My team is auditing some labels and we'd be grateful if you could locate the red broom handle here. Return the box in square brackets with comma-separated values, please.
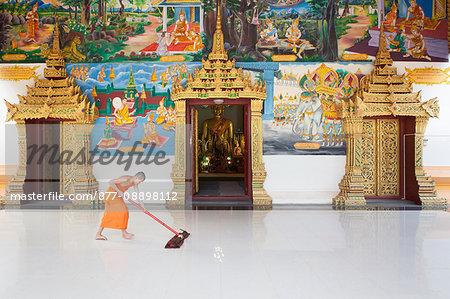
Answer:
[128, 199, 179, 236]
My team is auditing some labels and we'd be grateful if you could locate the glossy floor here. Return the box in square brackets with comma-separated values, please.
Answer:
[1, 208, 449, 299]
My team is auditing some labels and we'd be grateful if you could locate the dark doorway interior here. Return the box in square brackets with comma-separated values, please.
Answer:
[23, 120, 60, 199]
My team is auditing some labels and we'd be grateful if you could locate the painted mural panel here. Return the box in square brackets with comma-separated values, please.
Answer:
[67, 62, 201, 156]
[0, 0, 446, 63]
[263, 62, 373, 155]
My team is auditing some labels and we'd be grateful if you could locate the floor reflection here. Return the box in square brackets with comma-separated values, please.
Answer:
[0, 209, 448, 298]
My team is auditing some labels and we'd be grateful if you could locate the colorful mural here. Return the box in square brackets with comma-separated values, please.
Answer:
[0, 1, 446, 63]
[263, 62, 372, 155]
[67, 62, 201, 155]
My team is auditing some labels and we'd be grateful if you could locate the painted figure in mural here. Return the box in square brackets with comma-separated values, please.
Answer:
[155, 99, 167, 124]
[405, 0, 425, 27]
[285, 18, 306, 59]
[384, 2, 398, 31]
[404, 23, 431, 60]
[185, 29, 204, 52]
[338, 76, 357, 100]
[112, 97, 135, 126]
[61, 36, 86, 62]
[26, 2, 39, 42]
[141, 118, 161, 146]
[156, 32, 174, 56]
[95, 173, 145, 240]
[402, 0, 439, 30]
[81, 65, 90, 81]
[173, 9, 189, 45]
[389, 25, 407, 53]
[201, 106, 233, 157]
[97, 66, 107, 82]
[180, 63, 188, 79]
[324, 73, 337, 88]
[260, 18, 279, 45]
[292, 94, 323, 141]
[163, 107, 176, 131]
[98, 118, 118, 148]
[161, 66, 171, 88]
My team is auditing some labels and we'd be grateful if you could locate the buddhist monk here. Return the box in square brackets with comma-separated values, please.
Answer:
[95, 172, 146, 240]
[113, 97, 135, 126]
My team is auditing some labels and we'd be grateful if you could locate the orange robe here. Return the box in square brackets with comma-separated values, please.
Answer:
[100, 183, 134, 230]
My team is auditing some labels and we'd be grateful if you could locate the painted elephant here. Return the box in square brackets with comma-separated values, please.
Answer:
[292, 94, 323, 141]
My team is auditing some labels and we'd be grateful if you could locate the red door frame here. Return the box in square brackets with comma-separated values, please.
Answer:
[185, 99, 252, 203]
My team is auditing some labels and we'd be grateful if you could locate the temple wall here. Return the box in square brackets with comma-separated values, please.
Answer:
[1, 59, 449, 204]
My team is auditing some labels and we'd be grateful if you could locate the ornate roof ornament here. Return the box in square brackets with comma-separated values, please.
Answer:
[171, 2, 267, 102]
[338, 11, 439, 119]
[4, 20, 98, 124]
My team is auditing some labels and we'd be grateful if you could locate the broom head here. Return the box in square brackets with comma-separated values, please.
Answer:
[165, 230, 190, 248]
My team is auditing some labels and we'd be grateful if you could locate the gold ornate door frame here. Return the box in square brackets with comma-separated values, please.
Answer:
[168, 98, 271, 208]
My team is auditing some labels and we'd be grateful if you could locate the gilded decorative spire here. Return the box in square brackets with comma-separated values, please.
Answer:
[52, 19, 60, 54]
[209, 0, 227, 60]
[44, 18, 67, 80]
[374, 11, 393, 67]
[216, 0, 222, 32]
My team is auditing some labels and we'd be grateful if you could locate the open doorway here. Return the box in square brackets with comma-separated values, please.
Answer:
[187, 100, 252, 205]
[23, 120, 60, 200]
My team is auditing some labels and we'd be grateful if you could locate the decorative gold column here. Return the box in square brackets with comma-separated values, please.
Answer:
[167, 100, 187, 208]
[5, 122, 27, 205]
[333, 116, 366, 206]
[251, 99, 272, 207]
[60, 123, 98, 206]
[414, 117, 446, 206]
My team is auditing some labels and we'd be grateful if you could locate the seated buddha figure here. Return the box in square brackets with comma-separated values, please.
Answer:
[112, 97, 135, 126]
[172, 9, 189, 45]
[141, 118, 161, 146]
[201, 106, 233, 158]
[405, 0, 425, 27]
[260, 18, 278, 45]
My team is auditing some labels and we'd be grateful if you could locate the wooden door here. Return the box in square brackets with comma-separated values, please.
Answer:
[361, 118, 401, 197]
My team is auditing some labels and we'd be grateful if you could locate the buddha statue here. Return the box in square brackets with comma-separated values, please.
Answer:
[201, 106, 233, 157]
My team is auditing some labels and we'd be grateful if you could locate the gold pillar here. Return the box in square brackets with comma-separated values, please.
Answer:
[61, 123, 98, 206]
[167, 100, 186, 208]
[414, 117, 446, 206]
[250, 99, 272, 208]
[333, 116, 366, 206]
[5, 122, 27, 205]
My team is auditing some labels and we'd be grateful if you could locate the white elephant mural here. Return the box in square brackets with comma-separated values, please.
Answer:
[292, 94, 323, 141]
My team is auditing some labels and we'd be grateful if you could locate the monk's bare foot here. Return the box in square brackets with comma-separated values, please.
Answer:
[95, 234, 108, 240]
[122, 231, 135, 239]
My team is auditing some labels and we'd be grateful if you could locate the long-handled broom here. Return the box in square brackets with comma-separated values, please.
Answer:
[128, 199, 190, 248]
